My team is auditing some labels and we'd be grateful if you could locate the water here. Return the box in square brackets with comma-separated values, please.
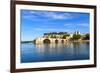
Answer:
[21, 42, 90, 63]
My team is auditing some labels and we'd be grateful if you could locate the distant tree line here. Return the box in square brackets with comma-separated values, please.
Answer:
[44, 32, 70, 39]
[72, 33, 90, 40]
[44, 32, 90, 40]
[44, 32, 69, 35]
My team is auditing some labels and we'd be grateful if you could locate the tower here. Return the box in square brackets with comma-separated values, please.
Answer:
[75, 30, 80, 34]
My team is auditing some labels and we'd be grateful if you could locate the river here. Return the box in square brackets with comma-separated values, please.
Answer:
[21, 41, 89, 63]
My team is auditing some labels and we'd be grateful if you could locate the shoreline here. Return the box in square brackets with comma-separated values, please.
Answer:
[21, 40, 89, 44]
[69, 40, 89, 42]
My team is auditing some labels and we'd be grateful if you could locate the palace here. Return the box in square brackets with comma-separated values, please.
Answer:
[33, 31, 87, 44]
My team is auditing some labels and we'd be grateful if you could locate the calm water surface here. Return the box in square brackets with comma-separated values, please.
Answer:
[21, 42, 90, 63]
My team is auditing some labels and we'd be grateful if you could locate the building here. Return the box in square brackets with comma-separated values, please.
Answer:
[33, 31, 88, 44]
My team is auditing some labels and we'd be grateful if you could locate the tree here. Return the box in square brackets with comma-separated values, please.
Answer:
[50, 35, 56, 38]
[53, 35, 57, 38]
[50, 35, 54, 38]
[62, 34, 70, 39]
[83, 34, 90, 40]
[72, 34, 81, 40]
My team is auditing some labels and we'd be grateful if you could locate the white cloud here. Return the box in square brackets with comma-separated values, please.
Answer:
[34, 28, 57, 31]
[23, 15, 36, 19]
[34, 28, 70, 32]
[29, 11, 37, 14]
[64, 23, 73, 26]
[42, 12, 71, 19]
[64, 23, 89, 27]
[78, 23, 89, 27]
[23, 10, 72, 20]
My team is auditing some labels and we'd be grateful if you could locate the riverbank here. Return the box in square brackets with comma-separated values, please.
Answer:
[21, 40, 89, 44]
[69, 40, 89, 43]
[21, 41, 33, 43]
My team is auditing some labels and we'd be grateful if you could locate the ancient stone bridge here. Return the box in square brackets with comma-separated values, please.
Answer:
[34, 37, 69, 44]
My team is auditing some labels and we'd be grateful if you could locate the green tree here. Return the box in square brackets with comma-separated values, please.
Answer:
[72, 34, 81, 40]
[50, 35, 54, 38]
[62, 34, 70, 39]
[83, 34, 90, 40]
[53, 35, 56, 38]
[50, 35, 57, 38]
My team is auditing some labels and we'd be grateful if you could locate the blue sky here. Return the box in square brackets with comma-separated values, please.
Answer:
[21, 9, 90, 41]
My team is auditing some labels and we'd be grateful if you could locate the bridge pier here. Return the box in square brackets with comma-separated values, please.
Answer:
[34, 38, 68, 44]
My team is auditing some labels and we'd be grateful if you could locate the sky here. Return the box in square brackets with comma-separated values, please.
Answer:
[21, 9, 90, 41]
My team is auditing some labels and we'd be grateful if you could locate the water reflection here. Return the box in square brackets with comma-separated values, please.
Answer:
[21, 42, 89, 63]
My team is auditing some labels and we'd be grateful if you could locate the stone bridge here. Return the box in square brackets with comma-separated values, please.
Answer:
[34, 37, 69, 44]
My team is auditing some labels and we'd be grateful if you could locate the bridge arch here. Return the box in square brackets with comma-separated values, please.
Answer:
[43, 39, 51, 44]
[55, 39, 58, 44]
[61, 40, 64, 43]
